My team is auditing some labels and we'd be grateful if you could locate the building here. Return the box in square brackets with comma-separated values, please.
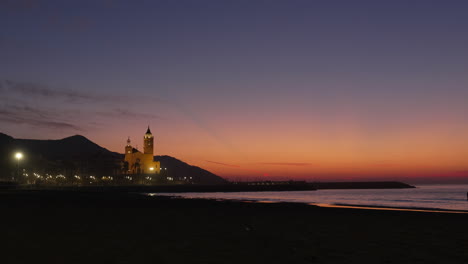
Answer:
[123, 127, 161, 174]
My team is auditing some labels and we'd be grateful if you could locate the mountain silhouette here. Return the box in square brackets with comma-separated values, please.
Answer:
[0, 133, 226, 184]
[156, 155, 226, 184]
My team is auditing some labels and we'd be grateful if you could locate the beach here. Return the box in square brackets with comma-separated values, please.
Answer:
[1, 191, 467, 264]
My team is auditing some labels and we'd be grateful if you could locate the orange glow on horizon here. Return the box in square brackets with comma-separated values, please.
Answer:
[86, 117, 468, 183]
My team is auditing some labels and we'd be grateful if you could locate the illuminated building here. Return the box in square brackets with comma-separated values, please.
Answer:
[123, 127, 161, 174]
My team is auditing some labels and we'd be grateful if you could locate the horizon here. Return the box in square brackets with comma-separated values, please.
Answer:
[2, 131, 467, 185]
[1, 1, 468, 183]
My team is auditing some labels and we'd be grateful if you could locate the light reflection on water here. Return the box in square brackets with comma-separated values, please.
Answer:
[151, 184, 468, 211]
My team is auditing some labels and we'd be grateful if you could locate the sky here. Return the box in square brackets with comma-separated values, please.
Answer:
[1, 0, 468, 183]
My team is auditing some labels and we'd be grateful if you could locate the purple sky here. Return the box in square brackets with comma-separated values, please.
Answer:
[1, 0, 468, 182]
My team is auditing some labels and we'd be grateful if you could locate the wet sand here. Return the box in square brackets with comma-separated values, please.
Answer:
[1, 190, 467, 264]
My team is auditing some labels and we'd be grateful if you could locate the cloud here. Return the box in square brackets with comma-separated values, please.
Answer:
[96, 108, 163, 120]
[205, 160, 271, 177]
[0, 105, 47, 119]
[205, 160, 241, 168]
[0, 112, 82, 131]
[0, 104, 84, 131]
[0, 116, 81, 131]
[258, 162, 313, 167]
[0, 80, 167, 105]
[0, 79, 166, 134]
[0, 80, 104, 102]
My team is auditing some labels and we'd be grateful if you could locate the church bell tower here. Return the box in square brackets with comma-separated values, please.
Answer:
[125, 137, 132, 154]
[143, 126, 154, 155]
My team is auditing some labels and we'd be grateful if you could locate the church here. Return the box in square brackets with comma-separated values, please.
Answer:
[123, 127, 161, 174]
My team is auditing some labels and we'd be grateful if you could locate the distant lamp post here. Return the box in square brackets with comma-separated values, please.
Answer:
[14, 152, 23, 182]
[15, 152, 23, 160]
[149, 167, 154, 171]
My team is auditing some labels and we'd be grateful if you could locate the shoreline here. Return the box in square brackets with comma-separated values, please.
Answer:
[2, 186, 465, 213]
[315, 203, 468, 214]
[1, 190, 468, 263]
[150, 193, 468, 214]
[0, 181, 415, 192]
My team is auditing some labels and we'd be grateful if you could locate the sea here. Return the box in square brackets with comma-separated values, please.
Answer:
[153, 184, 468, 212]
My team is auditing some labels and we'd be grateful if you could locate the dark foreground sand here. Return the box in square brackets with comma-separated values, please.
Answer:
[0, 190, 467, 264]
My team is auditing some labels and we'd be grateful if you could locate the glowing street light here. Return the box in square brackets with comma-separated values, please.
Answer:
[15, 152, 23, 160]
[14, 152, 23, 182]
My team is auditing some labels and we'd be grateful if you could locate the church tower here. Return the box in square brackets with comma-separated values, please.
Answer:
[125, 137, 132, 154]
[122, 126, 160, 175]
[143, 126, 154, 155]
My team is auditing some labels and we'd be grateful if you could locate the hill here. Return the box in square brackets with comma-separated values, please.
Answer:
[156, 155, 226, 184]
[0, 133, 226, 185]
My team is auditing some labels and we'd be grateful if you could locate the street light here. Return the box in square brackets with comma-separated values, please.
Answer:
[14, 152, 23, 182]
[15, 152, 23, 160]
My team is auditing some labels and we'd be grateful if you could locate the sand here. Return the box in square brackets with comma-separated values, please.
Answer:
[0, 190, 467, 264]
